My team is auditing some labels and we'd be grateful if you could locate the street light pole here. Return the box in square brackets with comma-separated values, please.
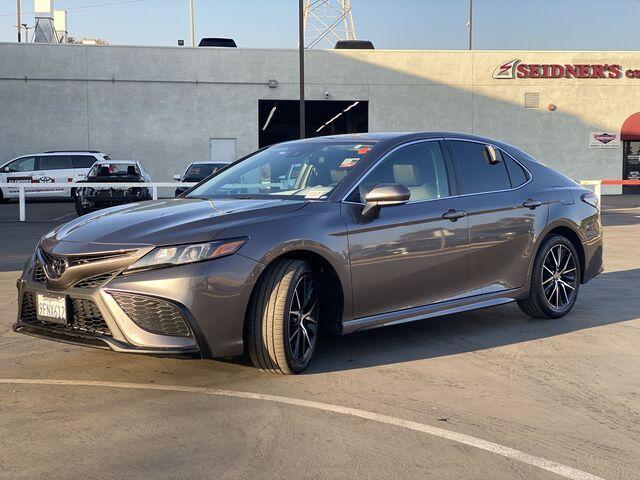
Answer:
[16, 0, 21, 43]
[468, 0, 473, 50]
[189, 0, 195, 47]
[299, 0, 306, 139]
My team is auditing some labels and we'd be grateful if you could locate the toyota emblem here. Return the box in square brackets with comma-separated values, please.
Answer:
[50, 256, 69, 278]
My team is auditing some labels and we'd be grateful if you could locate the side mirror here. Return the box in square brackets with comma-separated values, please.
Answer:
[172, 174, 182, 181]
[484, 145, 500, 165]
[362, 183, 411, 217]
[2, 166, 10, 173]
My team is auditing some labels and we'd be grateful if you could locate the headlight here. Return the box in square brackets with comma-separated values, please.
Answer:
[125, 238, 247, 273]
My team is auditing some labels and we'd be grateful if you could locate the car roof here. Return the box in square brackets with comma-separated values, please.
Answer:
[94, 160, 138, 164]
[188, 161, 229, 165]
[275, 131, 513, 145]
[274, 132, 525, 158]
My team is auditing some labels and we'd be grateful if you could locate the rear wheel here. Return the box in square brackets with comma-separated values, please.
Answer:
[247, 259, 320, 374]
[518, 235, 580, 319]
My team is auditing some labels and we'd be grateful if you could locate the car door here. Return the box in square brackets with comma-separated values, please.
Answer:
[447, 139, 548, 295]
[342, 140, 469, 320]
[2, 156, 37, 198]
[35, 155, 74, 197]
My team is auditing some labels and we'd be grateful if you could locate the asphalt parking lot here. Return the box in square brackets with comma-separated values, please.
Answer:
[0, 198, 638, 479]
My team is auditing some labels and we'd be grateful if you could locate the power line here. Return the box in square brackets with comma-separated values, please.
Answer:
[0, 0, 144, 18]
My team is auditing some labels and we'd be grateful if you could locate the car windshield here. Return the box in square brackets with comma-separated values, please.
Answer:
[89, 163, 139, 177]
[187, 141, 375, 199]
[184, 163, 225, 181]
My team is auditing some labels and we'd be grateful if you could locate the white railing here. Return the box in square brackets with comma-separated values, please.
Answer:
[0, 182, 197, 222]
[579, 180, 602, 203]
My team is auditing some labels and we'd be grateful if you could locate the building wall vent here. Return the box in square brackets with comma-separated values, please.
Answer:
[524, 92, 541, 109]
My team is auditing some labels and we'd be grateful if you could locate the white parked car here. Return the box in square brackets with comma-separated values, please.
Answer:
[0, 151, 109, 202]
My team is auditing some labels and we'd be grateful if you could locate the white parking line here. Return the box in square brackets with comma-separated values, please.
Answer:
[0, 378, 605, 480]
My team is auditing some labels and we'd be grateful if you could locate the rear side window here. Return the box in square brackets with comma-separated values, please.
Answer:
[72, 155, 97, 169]
[449, 140, 511, 194]
[504, 154, 529, 187]
[38, 155, 72, 171]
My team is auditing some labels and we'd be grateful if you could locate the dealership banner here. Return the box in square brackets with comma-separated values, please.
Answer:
[589, 132, 620, 149]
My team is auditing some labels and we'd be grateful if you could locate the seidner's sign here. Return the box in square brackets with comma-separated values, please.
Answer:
[493, 58, 640, 79]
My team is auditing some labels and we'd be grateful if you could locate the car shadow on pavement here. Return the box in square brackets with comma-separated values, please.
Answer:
[304, 267, 640, 374]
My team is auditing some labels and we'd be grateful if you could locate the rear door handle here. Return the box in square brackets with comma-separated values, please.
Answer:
[523, 199, 542, 209]
[442, 209, 467, 221]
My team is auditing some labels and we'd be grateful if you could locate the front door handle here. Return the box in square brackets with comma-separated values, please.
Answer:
[523, 199, 542, 209]
[442, 209, 467, 221]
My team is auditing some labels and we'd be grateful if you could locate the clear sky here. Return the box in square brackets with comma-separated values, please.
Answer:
[1, 0, 640, 50]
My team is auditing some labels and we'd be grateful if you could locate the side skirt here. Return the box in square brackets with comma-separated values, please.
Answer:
[342, 290, 524, 334]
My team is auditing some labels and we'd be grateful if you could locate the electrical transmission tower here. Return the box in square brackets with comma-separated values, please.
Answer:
[303, 0, 356, 49]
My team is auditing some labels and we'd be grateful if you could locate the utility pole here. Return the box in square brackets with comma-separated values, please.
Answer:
[299, 0, 306, 139]
[16, 0, 21, 42]
[189, 0, 195, 47]
[468, 0, 473, 50]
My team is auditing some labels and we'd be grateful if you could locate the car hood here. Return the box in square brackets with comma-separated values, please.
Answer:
[49, 198, 307, 246]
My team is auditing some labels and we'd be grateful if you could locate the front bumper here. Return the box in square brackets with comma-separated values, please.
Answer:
[13, 252, 262, 358]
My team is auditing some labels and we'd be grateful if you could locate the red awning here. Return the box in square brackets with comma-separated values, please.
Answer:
[621, 112, 640, 141]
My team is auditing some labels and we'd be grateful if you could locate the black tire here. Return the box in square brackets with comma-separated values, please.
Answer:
[246, 259, 320, 374]
[518, 235, 581, 319]
[0, 190, 8, 204]
[74, 198, 87, 216]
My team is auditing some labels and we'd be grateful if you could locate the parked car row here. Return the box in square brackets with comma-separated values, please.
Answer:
[1, 151, 230, 215]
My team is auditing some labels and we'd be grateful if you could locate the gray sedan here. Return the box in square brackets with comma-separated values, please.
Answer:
[14, 132, 603, 374]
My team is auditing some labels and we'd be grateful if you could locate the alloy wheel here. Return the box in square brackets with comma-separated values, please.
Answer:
[541, 244, 577, 310]
[288, 274, 319, 363]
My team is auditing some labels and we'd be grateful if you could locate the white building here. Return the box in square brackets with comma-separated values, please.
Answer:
[2, 42, 640, 193]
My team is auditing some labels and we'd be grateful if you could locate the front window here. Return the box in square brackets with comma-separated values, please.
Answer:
[188, 141, 375, 199]
[346, 141, 450, 203]
[89, 163, 139, 177]
[4, 156, 36, 172]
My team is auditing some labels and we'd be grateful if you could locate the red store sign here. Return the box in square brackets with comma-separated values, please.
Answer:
[493, 58, 640, 79]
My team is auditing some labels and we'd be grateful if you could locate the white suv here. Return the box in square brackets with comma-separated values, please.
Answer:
[0, 151, 109, 201]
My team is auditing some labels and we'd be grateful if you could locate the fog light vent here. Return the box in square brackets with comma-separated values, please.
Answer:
[110, 292, 191, 338]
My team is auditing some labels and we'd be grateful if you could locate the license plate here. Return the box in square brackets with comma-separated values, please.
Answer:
[36, 293, 67, 325]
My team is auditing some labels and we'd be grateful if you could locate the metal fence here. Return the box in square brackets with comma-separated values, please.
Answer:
[0, 182, 197, 221]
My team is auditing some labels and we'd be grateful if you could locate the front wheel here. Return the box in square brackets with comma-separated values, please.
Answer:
[74, 198, 88, 216]
[247, 259, 320, 374]
[518, 235, 580, 319]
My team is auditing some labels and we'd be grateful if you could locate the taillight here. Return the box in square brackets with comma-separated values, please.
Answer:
[581, 191, 599, 209]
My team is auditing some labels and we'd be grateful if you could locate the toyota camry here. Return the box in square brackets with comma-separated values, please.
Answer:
[14, 133, 603, 374]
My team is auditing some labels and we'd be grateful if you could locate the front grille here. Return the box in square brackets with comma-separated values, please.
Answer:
[39, 247, 134, 267]
[72, 271, 119, 289]
[110, 292, 191, 338]
[20, 291, 111, 337]
[32, 264, 46, 284]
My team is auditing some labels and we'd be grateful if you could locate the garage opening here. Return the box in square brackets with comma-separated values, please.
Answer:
[259, 100, 368, 148]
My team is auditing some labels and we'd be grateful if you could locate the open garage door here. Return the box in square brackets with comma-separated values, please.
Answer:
[259, 100, 368, 148]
